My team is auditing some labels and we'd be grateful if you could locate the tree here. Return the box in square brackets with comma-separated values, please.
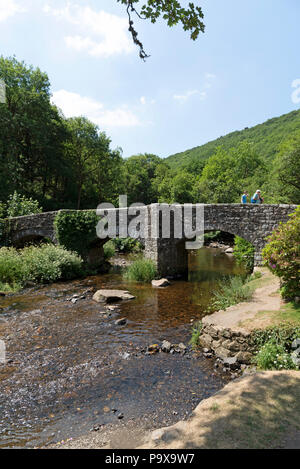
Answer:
[124, 153, 164, 204]
[117, 0, 205, 59]
[64, 117, 123, 209]
[198, 142, 266, 203]
[268, 132, 300, 204]
[262, 207, 300, 300]
[0, 56, 67, 205]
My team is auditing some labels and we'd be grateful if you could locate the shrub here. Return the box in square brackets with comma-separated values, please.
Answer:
[54, 210, 99, 258]
[103, 241, 116, 260]
[254, 341, 297, 370]
[233, 236, 255, 272]
[211, 275, 253, 311]
[111, 237, 143, 253]
[0, 247, 24, 285]
[0, 245, 83, 289]
[189, 321, 203, 349]
[262, 206, 300, 300]
[250, 323, 300, 352]
[6, 192, 42, 217]
[124, 258, 157, 283]
[21, 245, 83, 283]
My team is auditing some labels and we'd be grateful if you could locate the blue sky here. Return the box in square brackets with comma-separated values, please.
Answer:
[1, 0, 300, 158]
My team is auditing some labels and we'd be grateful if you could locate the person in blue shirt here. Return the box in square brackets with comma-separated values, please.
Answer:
[251, 190, 264, 204]
[241, 191, 248, 204]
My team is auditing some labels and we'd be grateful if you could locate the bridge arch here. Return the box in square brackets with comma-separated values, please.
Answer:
[11, 229, 56, 248]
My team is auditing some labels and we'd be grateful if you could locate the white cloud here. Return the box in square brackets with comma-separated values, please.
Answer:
[205, 73, 216, 80]
[140, 96, 155, 105]
[173, 89, 205, 103]
[52, 89, 141, 128]
[173, 74, 216, 103]
[0, 0, 25, 22]
[43, 2, 134, 58]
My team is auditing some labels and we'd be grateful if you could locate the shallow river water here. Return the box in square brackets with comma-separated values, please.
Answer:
[0, 247, 246, 448]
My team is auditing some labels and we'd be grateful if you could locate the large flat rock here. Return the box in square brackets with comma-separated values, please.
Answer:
[93, 289, 135, 304]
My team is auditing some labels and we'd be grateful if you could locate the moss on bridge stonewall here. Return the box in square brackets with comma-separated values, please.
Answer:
[54, 210, 100, 258]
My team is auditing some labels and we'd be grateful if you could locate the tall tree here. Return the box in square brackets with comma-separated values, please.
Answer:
[64, 117, 124, 209]
[0, 56, 67, 204]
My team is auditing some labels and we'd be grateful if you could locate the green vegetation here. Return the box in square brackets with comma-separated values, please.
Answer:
[211, 275, 253, 311]
[251, 323, 300, 351]
[190, 321, 203, 349]
[0, 245, 83, 291]
[262, 206, 300, 300]
[234, 236, 255, 272]
[1, 56, 299, 214]
[54, 211, 99, 258]
[103, 241, 116, 260]
[0, 56, 123, 211]
[254, 341, 297, 370]
[166, 109, 300, 170]
[124, 258, 157, 283]
[111, 237, 143, 253]
[5, 192, 42, 218]
[117, 1, 205, 60]
[251, 323, 300, 370]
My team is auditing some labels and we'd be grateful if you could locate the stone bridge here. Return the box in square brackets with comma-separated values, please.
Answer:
[3, 204, 297, 276]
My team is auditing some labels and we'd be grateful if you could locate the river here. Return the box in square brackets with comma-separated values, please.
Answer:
[0, 247, 246, 448]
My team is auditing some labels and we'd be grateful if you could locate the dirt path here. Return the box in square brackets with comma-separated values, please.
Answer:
[202, 268, 281, 332]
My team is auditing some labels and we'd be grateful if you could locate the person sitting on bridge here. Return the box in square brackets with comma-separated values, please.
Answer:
[251, 190, 264, 204]
[241, 191, 249, 204]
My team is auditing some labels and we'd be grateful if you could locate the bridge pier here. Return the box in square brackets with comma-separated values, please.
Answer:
[145, 237, 188, 278]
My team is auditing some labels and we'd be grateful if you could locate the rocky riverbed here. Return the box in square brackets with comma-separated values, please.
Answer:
[0, 248, 246, 448]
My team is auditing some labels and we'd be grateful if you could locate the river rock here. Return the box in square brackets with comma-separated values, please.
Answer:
[147, 344, 160, 354]
[235, 351, 253, 365]
[115, 318, 127, 326]
[93, 290, 135, 303]
[225, 248, 234, 254]
[161, 340, 172, 353]
[177, 343, 187, 352]
[152, 279, 171, 288]
[292, 338, 300, 350]
[215, 346, 231, 360]
[291, 348, 300, 367]
[223, 356, 239, 370]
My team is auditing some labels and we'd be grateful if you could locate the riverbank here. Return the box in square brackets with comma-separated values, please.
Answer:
[52, 370, 300, 450]
[53, 267, 300, 450]
[138, 370, 300, 449]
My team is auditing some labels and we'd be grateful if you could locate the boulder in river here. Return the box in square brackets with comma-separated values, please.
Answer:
[152, 279, 171, 288]
[225, 248, 234, 254]
[93, 290, 135, 303]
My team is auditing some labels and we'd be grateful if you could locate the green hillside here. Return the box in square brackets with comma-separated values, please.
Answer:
[166, 109, 300, 169]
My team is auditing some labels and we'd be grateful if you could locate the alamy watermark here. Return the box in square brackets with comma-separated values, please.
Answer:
[0, 79, 6, 104]
[291, 79, 300, 104]
[96, 196, 204, 250]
